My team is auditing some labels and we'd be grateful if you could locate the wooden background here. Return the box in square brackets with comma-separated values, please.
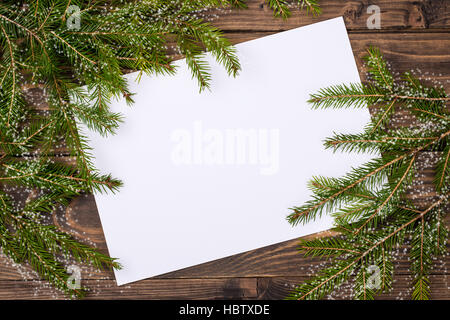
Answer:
[0, 0, 449, 299]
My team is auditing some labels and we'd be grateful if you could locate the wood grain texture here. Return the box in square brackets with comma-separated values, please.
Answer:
[0, 0, 449, 299]
[209, 0, 450, 31]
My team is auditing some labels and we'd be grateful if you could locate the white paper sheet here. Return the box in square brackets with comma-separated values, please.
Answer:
[81, 17, 373, 285]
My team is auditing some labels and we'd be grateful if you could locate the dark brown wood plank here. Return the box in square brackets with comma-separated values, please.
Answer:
[0, 278, 258, 300]
[257, 274, 450, 300]
[209, 0, 450, 32]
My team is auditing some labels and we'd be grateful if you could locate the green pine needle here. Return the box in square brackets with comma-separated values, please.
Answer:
[288, 47, 449, 300]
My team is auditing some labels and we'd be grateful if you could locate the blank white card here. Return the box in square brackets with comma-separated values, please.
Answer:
[82, 17, 373, 285]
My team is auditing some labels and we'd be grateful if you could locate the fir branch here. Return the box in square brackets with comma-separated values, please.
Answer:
[353, 155, 416, 235]
[308, 82, 383, 109]
[289, 47, 450, 300]
[49, 31, 98, 66]
[0, 24, 17, 127]
[435, 145, 450, 193]
[298, 237, 361, 257]
[267, 0, 290, 19]
[289, 194, 447, 300]
[268, 0, 321, 19]
[364, 46, 394, 91]
[369, 97, 397, 134]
